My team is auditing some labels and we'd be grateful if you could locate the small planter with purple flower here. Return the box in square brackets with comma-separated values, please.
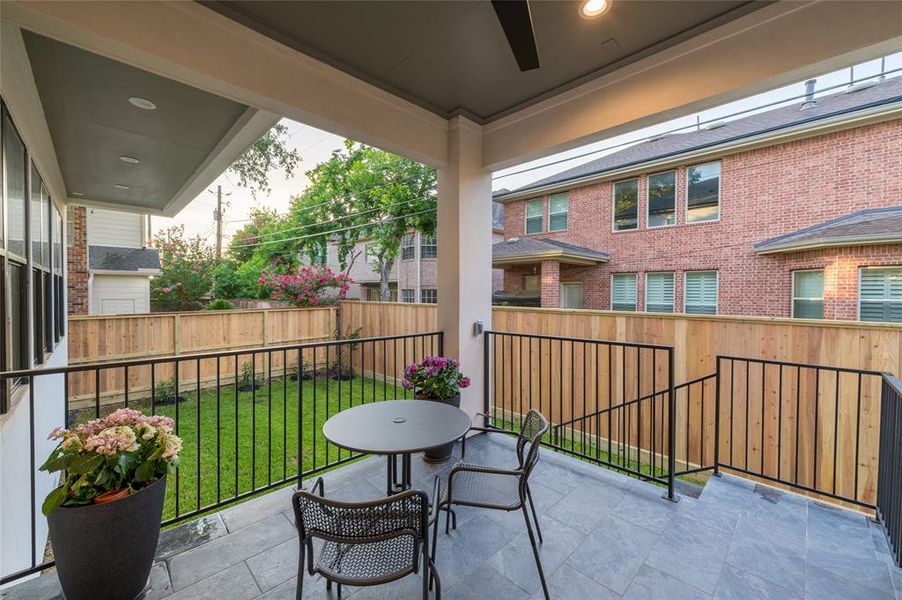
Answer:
[402, 356, 471, 462]
[40, 409, 183, 600]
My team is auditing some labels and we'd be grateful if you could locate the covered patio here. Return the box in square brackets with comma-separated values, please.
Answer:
[2, 1, 902, 599]
[10, 433, 900, 599]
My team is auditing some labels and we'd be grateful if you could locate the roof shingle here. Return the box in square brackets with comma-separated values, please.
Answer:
[755, 206, 902, 254]
[89, 245, 161, 273]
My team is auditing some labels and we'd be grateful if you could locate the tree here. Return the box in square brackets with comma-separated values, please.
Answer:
[150, 226, 217, 311]
[285, 142, 436, 301]
[228, 123, 301, 197]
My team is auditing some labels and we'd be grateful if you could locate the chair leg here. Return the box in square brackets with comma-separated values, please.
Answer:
[525, 483, 543, 543]
[337, 583, 342, 599]
[326, 579, 332, 591]
[461, 435, 466, 460]
[296, 544, 305, 600]
[444, 504, 452, 534]
[429, 557, 442, 600]
[521, 504, 549, 600]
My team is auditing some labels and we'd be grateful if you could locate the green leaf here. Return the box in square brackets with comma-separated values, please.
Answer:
[67, 453, 105, 474]
[40, 453, 70, 474]
[135, 460, 156, 482]
[42, 486, 68, 516]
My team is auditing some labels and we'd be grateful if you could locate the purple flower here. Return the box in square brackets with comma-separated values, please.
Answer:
[401, 380, 413, 390]
[460, 376, 471, 389]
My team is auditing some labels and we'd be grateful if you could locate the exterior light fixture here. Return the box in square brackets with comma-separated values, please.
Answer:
[579, 0, 611, 18]
[128, 97, 156, 110]
[114, 184, 131, 190]
[119, 156, 140, 164]
[71, 192, 84, 197]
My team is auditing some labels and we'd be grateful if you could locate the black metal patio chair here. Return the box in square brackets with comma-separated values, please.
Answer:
[432, 409, 551, 599]
[291, 478, 441, 600]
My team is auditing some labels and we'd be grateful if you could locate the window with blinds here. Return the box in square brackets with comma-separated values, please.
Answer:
[792, 270, 824, 319]
[645, 272, 675, 313]
[526, 199, 543, 234]
[685, 271, 717, 314]
[549, 193, 568, 232]
[611, 273, 637, 311]
[859, 267, 902, 323]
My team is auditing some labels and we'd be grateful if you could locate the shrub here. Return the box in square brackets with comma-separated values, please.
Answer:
[206, 299, 235, 311]
[258, 265, 352, 307]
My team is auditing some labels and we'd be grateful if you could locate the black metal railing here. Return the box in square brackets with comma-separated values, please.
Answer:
[713, 356, 884, 509]
[877, 374, 902, 568]
[0, 331, 442, 585]
[672, 372, 718, 477]
[484, 331, 677, 499]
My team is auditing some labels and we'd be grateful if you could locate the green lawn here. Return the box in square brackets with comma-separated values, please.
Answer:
[71, 373, 406, 522]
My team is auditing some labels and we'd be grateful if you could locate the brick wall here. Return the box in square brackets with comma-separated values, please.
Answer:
[500, 119, 902, 318]
[67, 205, 89, 315]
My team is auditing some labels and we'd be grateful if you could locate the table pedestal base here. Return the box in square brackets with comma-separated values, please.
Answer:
[386, 454, 412, 495]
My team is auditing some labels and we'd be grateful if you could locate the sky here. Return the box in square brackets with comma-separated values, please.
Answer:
[155, 53, 901, 245]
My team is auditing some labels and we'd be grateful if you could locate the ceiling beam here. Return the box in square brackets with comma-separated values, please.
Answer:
[2, 0, 450, 168]
[483, 0, 902, 170]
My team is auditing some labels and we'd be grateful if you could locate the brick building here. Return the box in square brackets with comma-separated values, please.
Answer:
[493, 76, 902, 322]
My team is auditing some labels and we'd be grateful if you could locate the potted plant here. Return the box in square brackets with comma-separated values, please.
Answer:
[41, 408, 182, 600]
[402, 356, 471, 462]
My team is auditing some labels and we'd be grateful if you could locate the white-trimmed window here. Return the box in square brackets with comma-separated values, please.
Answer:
[859, 267, 902, 323]
[420, 235, 437, 259]
[613, 179, 639, 231]
[548, 193, 568, 232]
[525, 199, 543, 234]
[421, 288, 437, 304]
[400, 233, 415, 260]
[647, 171, 676, 227]
[685, 271, 718, 315]
[792, 270, 824, 319]
[686, 162, 721, 223]
[523, 274, 539, 291]
[364, 243, 379, 263]
[560, 282, 583, 309]
[645, 272, 675, 313]
[401, 289, 415, 303]
[611, 273, 637, 311]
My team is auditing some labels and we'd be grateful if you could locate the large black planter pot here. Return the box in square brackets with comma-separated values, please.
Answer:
[420, 393, 462, 462]
[48, 476, 167, 600]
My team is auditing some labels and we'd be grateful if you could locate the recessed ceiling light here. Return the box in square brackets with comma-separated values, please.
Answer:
[119, 156, 140, 164]
[579, 0, 611, 18]
[114, 184, 131, 190]
[71, 192, 84, 197]
[128, 97, 156, 110]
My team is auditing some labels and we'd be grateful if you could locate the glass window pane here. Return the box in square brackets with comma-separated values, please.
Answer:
[549, 194, 568, 232]
[402, 289, 415, 303]
[401, 233, 415, 260]
[420, 235, 437, 259]
[53, 206, 62, 273]
[612, 273, 637, 311]
[613, 179, 638, 231]
[421, 289, 437, 304]
[646, 272, 675, 313]
[793, 299, 824, 319]
[859, 268, 902, 323]
[647, 171, 676, 227]
[687, 162, 720, 223]
[30, 162, 44, 268]
[32, 268, 44, 363]
[4, 114, 26, 259]
[9, 262, 27, 370]
[526, 199, 543, 234]
[685, 271, 717, 314]
[793, 270, 824, 319]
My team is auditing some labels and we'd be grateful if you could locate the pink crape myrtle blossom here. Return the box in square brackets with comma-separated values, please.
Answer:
[258, 265, 353, 307]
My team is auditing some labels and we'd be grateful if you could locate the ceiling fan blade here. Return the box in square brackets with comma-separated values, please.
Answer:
[491, 0, 540, 72]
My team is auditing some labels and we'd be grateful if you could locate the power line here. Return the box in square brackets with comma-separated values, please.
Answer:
[492, 65, 902, 181]
[230, 207, 436, 249]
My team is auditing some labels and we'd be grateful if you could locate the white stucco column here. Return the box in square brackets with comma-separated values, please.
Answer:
[437, 117, 493, 419]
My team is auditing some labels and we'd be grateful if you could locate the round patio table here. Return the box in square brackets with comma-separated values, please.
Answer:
[322, 400, 470, 495]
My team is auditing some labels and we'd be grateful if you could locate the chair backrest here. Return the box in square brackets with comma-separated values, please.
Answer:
[292, 488, 429, 548]
[516, 409, 549, 480]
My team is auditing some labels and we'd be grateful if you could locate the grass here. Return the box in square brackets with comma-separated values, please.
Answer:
[70, 372, 406, 522]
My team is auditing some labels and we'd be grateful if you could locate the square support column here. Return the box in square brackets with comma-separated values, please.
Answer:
[540, 260, 560, 308]
[437, 117, 492, 419]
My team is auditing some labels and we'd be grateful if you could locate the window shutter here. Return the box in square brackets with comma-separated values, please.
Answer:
[646, 273, 674, 313]
[612, 274, 637, 311]
[685, 271, 717, 314]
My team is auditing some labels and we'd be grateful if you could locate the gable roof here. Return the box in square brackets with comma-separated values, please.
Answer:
[492, 237, 609, 266]
[755, 207, 902, 254]
[89, 245, 161, 273]
[498, 76, 902, 200]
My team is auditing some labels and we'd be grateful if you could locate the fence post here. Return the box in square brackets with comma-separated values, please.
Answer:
[666, 348, 678, 501]
[714, 356, 722, 477]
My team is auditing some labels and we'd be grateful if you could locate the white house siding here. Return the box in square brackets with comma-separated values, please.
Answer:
[0, 342, 67, 586]
[90, 274, 151, 314]
[86, 208, 143, 248]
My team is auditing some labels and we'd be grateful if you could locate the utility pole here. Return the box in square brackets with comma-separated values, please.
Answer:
[214, 185, 223, 260]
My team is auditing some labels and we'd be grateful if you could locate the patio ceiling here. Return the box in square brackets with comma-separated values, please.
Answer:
[203, 0, 764, 123]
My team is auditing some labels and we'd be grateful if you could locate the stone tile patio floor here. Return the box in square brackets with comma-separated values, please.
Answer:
[6, 434, 901, 599]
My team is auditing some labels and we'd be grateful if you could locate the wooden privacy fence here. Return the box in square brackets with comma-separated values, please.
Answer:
[67, 307, 337, 406]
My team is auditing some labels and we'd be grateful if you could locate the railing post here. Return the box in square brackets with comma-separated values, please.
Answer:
[482, 332, 490, 428]
[713, 356, 722, 477]
[666, 348, 678, 502]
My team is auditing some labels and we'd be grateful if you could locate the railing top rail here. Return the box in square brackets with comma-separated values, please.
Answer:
[485, 329, 674, 352]
[716, 354, 887, 377]
[883, 373, 902, 396]
[0, 331, 444, 380]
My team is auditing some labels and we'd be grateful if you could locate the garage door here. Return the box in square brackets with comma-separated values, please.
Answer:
[91, 275, 149, 314]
